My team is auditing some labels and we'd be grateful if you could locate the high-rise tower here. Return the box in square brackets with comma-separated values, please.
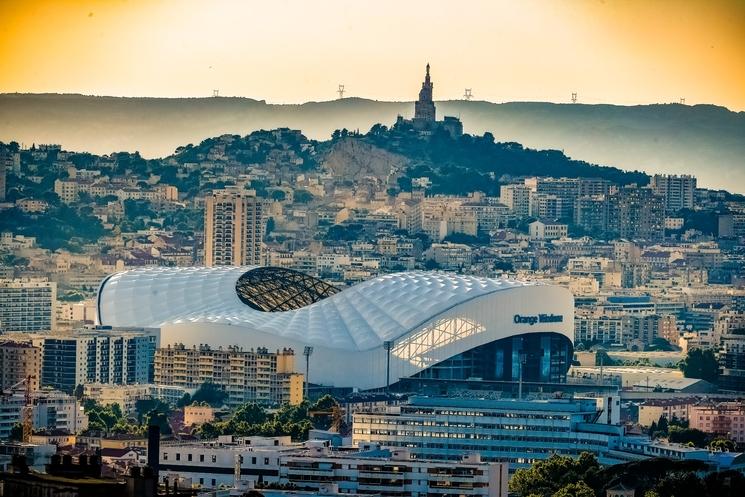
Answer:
[414, 63, 436, 124]
[204, 188, 266, 266]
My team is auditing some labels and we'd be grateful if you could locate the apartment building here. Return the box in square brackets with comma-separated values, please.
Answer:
[204, 188, 266, 266]
[0, 278, 56, 333]
[154, 344, 303, 407]
[638, 398, 695, 427]
[0, 389, 88, 438]
[499, 184, 531, 218]
[158, 435, 509, 496]
[33, 327, 159, 393]
[0, 340, 41, 391]
[689, 402, 745, 444]
[651, 174, 696, 212]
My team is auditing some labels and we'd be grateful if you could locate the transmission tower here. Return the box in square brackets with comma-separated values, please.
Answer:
[463, 88, 473, 101]
[212, 89, 219, 97]
[337, 84, 345, 99]
[571, 92, 577, 104]
[679, 97, 686, 104]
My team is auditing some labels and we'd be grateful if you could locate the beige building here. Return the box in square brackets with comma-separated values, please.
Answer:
[689, 402, 745, 444]
[184, 405, 215, 426]
[638, 398, 695, 427]
[154, 344, 303, 407]
[0, 340, 41, 391]
[83, 383, 152, 415]
[204, 188, 266, 266]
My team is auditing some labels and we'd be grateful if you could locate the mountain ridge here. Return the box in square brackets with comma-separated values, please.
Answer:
[1, 93, 743, 192]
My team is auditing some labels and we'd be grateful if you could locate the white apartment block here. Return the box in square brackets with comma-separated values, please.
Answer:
[651, 174, 696, 212]
[0, 278, 56, 333]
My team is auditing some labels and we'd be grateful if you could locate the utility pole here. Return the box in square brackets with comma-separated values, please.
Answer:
[212, 89, 219, 97]
[463, 88, 473, 101]
[571, 92, 578, 104]
[303, 346, 313, 400]
[337, 84, 345, 99]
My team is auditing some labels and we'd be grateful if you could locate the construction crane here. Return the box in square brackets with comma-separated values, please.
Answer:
[1, 375, 35, 443]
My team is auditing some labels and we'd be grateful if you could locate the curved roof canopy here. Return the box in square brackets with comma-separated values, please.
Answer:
[97, 266, 539, 352]
[235, 267, 339, 312]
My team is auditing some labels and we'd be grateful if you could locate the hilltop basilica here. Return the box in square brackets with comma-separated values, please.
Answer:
[395, 63, 463, 138]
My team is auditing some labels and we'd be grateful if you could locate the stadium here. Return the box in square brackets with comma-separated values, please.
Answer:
[97, 266, 574, 391]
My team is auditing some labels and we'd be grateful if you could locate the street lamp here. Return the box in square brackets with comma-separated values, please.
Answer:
[303, 346, 313, 400]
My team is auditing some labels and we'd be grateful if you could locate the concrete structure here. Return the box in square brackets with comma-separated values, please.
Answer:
[155, 344, 303, 407]
[97, 267, 574, 391]
[0, 340, 41, 391]
[0, 278, 56, 332]
[204, 188, 266, 266]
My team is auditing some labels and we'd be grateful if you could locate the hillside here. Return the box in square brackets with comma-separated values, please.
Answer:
[1, 93, 743, 191]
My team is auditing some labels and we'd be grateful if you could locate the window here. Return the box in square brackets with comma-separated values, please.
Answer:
[264, 458, 269, 465]
[212, 455, 217, 463]
[163, 452, 168, 461]
[199, 478, 204, 485]
[188, 454, 192, 461]
[252, 457, 256, 465]
[200, 454, 204, 462]
[175, 453, 180, 461]
[211, 479, 216, 486]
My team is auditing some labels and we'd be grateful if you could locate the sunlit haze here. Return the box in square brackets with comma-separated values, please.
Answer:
[1, 0, 744, 109]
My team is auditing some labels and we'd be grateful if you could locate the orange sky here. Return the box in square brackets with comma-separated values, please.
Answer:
[1, 0, 744, 109]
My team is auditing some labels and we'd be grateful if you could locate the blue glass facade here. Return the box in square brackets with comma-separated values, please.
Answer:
[413, 332, 573, 383]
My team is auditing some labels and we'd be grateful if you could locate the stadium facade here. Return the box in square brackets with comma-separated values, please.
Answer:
[97, 267, 574, 391]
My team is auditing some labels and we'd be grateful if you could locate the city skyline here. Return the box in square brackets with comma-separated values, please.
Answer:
[1, 0, 744, 110]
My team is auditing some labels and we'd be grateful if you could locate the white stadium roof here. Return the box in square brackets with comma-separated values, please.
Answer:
[97, 266, 537, 352]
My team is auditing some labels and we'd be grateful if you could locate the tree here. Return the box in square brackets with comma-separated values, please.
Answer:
[176, 393, 192, 408]
[73, 384, 84, 400]
[270, 190, 286, 201]
[510, 453, 600, 497]
[656, 415, 669, 434]
[679, 348, 719, 383]
[191, 382, 228, 407]
[8, 423, 23, 442]
[668, 426, 708, 447]
[709, 437, 736, 451]
[294, 190, 314, 204]
[552, 481, 595, 497]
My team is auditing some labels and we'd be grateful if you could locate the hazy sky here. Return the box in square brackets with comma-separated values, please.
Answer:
[1, 0, 744, 109]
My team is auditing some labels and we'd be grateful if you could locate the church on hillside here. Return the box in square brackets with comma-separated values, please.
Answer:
[395, 63, 463, 138]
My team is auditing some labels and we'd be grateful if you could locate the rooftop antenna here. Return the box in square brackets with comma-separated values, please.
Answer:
[337, 84, 345, 99]
[463, 88, 473, 101]
[212, 89, 219, 97]
[571, 92, 577, 104]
